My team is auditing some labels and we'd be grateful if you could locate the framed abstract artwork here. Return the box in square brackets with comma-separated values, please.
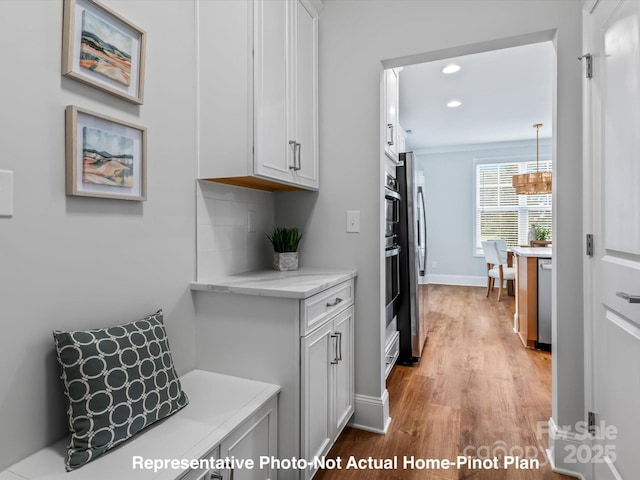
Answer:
[62, 0, 146, 104]
[65, 106, 147, 201]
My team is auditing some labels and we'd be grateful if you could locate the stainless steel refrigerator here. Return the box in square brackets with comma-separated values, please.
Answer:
[397, 151, 428, 364]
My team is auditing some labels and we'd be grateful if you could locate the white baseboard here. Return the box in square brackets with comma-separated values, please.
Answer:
[349, 390, 391, 434]
[547, 417, 589, 480]
[425, 274, 486, 287]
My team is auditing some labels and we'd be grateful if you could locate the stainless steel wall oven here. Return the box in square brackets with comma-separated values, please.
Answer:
[385, 174, 401, 326]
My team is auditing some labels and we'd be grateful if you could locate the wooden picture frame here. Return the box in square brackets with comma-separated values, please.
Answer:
[62, 0, 146, 104]
[65, 106, 147, 201]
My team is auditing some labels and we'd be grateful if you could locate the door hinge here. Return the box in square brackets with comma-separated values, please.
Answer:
[588, 411, 596, 436]
[578, 53, 593, 79]
[586, 233, 594, 256]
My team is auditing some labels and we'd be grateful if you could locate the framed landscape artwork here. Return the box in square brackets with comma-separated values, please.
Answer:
[62, 0, 146, 104]
[66, 106, 147, 201]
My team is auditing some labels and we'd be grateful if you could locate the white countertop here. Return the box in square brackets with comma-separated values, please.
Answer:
[190, 268, 357, 299]
[511, 246, 553, 258]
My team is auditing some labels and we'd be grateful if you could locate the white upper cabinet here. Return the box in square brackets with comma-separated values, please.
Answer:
[253, 0, 291, 185]
[290, 0, 319, 189]
[384, 68, 400, 163]
[198, 0, 320, 192]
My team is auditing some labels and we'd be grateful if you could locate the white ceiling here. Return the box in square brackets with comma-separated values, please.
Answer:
[398, 41, 554, 150]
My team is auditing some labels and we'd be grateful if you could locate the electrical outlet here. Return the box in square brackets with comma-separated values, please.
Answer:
[346, 210, 360, 233]
[431, 261, 437, 269]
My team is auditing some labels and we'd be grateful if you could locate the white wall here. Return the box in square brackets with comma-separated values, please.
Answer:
[196, 181, 274, 279]
[418, 139, 553, 285]
[278, 0, 584, 459]
[0, 0, 198, 470]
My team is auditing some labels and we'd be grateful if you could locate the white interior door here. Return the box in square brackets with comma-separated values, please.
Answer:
[588, 1, 640, 478]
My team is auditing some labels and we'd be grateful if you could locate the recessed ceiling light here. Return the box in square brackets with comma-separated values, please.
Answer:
[442, 64, 461, 74]
[447, 100, 462, 108]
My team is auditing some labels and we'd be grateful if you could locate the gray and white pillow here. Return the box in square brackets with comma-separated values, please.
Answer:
[53, 309, 189, 471]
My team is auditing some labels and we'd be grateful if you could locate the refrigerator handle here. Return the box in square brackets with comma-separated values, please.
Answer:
[418, 186, 427, 276]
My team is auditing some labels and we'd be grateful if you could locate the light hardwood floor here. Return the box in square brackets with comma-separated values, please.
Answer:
[315, 284, 574, 480]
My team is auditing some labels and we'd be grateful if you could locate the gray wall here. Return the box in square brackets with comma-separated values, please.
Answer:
[0, 0, 198, 469]
[0, 0, 584, 471]
[417, 139, 553, 284]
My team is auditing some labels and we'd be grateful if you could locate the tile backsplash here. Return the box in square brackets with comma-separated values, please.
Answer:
[197, 181, 275, 279]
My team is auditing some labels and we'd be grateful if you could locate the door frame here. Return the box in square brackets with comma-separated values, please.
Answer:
[382, 26, 586, 479]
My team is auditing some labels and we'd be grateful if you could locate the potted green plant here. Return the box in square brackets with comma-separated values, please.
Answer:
[267, 227, 303, 271]
[531, 225, 552, 247]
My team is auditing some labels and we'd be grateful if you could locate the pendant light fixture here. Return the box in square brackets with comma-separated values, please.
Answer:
[512, 123, 552, 195]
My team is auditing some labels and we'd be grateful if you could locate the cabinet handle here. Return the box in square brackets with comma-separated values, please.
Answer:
[616, 291, 640, 303]
[288, 140, 301, 171]
[210, 467, 233, 480]
[337, 331, 343, 362]
[387, 124, 394, 146]
[296, 142, 302, 171]
[326, 297, 343, 307]
[331, 333, 340, 364]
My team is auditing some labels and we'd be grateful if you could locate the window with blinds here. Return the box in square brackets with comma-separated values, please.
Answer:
[475, 160, 552, 254]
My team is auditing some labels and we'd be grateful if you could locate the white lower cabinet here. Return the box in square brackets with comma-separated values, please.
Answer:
[1, 370, 279, 480]
[218, 405, 277, 480]
[301, 307, 354, 479]
[194, 277, 356, 480]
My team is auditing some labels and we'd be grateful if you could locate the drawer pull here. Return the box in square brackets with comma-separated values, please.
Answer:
[210, 473, 223, 480]
[326, 297, 343, 307]
[616, 291, 640, 303]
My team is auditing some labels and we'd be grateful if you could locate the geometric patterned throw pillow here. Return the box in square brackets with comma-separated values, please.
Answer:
[53, 309, 189, 471]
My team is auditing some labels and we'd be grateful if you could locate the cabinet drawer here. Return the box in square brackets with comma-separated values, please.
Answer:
[301, 279, 354, 335]
[384, 330, 399, 379]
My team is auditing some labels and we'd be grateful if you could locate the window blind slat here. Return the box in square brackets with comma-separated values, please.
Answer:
[476, 160, 552, 253]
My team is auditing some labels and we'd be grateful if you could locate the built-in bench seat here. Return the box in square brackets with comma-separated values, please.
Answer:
[0, 370, 280, 480]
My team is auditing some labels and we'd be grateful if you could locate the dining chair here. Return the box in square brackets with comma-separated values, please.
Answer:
[481, 240, 516, 301]
[488, 238, 508, 265]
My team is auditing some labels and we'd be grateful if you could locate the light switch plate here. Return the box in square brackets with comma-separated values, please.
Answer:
[0, 170, 13, 217]
[346, 210, 360, 233]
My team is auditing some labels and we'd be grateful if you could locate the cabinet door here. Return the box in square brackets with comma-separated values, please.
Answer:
[301, 322, 333, 465]
[291, 0, 319, 189]
[219, 397, 278, 480]
[384, 68, 399, 162]
[332, 306, 354, 436]
[254, 0, 296, 184]
[179, 468, 212, 480]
